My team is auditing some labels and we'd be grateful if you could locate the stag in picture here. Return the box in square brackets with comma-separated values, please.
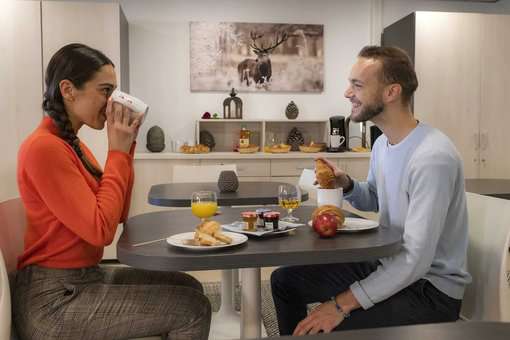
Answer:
[190, 22, 324, 92]
[237, 31, 288, 89]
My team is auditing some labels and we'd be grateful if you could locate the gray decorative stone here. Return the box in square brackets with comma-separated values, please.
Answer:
[217, 170, 239, 193]
[146, 125, 165, 152]
[199, 130, 216, 151]
[285, 101, 299, 119]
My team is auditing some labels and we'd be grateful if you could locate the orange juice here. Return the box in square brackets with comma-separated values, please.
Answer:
[191, 202, 218, 219]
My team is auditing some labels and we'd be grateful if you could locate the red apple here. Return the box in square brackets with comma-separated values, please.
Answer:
[312, 213, 338, 238]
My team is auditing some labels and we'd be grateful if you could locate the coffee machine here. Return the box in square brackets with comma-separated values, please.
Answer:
[327, 116, 347, 152]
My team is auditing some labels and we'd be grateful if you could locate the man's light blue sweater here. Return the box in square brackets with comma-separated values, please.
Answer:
[345, 123, 472, 310]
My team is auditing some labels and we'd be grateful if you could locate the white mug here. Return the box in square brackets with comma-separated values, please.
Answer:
[110, 89, 149, 123]
[317, 187, 343, 208]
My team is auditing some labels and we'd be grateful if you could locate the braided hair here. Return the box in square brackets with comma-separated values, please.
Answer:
[43, 43, 114, 180]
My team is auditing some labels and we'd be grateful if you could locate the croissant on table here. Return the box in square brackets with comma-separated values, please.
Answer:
[315, 159, 336, 189]
[194, 220, 232, 246]
[311, 205, 345, 228]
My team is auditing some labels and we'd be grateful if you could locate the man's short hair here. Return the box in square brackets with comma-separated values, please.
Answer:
[358, 46, 418, 105]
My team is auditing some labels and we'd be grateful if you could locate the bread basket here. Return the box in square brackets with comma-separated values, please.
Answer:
[180, 144, 210, 154]
[238, 145, 259, 154]
[264, 144, 292, 153]
[299, 145, 322, 153]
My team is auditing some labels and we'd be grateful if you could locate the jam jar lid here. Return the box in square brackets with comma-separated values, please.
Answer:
[241, 211, 257, 218]
[263, 211, 280, 219]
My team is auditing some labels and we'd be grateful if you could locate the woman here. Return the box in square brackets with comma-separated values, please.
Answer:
[14, 43, 211, 340]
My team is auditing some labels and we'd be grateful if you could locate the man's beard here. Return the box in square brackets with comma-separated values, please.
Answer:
[351, 101, 384, 123]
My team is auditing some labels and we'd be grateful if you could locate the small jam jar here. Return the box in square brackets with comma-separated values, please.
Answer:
[241, 211, 257, 231]
[255, 208, 271, 228]
[263, 211, 280, 231]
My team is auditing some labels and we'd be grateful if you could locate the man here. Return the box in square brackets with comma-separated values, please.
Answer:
[271, 46, 471, 336]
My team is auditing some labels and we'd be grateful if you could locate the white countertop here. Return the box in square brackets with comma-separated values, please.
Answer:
[134, 151, 371, 160]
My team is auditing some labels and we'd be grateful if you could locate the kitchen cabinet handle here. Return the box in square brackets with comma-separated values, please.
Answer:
[480, 132, 489, 151]
[473, 133, 480, 151]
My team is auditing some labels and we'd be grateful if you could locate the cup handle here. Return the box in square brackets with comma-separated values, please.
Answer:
[339, 136, 346, 146]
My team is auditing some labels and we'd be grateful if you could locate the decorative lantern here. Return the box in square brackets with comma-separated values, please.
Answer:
[223, 88, 243, 119]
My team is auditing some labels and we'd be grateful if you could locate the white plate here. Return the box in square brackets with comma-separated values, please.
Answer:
[166, 231, 248, 250]
[222, 221, 300, 237]
[307, 217, 379, 232]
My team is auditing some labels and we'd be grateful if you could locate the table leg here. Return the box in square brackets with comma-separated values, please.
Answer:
[216, 269, 240, 318]
[210, 269, 241, 340]
[232, 268, 239, 305]
[240, 267, 261, 339]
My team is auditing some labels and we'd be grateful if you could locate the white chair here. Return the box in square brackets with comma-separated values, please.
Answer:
[0, 198, 25, 340]
[172, 163, 242, 340]
[0, 198, 159, 340]
[461, 192, 510, 321]
[298, 168, 318, 206]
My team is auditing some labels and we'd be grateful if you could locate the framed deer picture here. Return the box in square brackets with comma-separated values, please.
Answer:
[190, 22, 324, 92]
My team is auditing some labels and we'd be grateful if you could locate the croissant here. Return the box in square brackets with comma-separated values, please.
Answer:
[315, 159, 336, 189]
[194, 220, 232, 245]
[195, 230, 222, 246]
[311, 205, 345, 228]
[198, 220, 220, 235]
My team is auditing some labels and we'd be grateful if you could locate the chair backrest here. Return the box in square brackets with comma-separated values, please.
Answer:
[461, 192, 510, 321]
[172, 164, 237, 183]
[298, 168, 317, 206]
[0, 198, 26, 340]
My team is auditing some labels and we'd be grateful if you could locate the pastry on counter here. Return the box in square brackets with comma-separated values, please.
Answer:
[264, 143, 292, 153]
[180, 144, 210, 154]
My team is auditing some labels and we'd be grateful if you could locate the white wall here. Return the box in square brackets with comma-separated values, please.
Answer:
[0, 0, 42, 201]
[120, 0, 374, 152]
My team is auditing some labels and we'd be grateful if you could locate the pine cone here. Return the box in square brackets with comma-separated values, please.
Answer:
[287, 127, 305, 151]
[285, 101, 299, 119]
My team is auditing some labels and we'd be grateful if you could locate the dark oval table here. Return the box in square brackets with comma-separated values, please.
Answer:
[118, 206, 402, 339]
[240, 321, 510, 340]
[465, 178, 510, 200]
[148, 181, 309, 207]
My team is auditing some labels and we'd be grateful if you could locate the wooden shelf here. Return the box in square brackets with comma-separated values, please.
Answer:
[196, 119, 329, 152]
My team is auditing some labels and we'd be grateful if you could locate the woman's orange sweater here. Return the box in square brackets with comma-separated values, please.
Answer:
[17, 117, 135, 269]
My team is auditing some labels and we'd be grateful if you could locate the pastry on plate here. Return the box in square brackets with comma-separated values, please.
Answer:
[194, 220, 232, 245]
[311, 205, 345, 228]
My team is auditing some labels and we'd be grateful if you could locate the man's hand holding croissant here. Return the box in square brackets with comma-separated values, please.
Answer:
[315, 158, 353, 192]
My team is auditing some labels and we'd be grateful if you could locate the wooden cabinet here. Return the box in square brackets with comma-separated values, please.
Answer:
[270, 159, 315, 177]
[201, 159, 270, 177]
[479, 15, 510, 178]
[0, 0, 42, 201]
[42, 1, 129, 168]
[382, 12, 510, 179]
[341, 158, 370, 181]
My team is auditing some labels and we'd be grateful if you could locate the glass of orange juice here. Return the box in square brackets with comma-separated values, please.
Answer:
[191, 191, 218, 222]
